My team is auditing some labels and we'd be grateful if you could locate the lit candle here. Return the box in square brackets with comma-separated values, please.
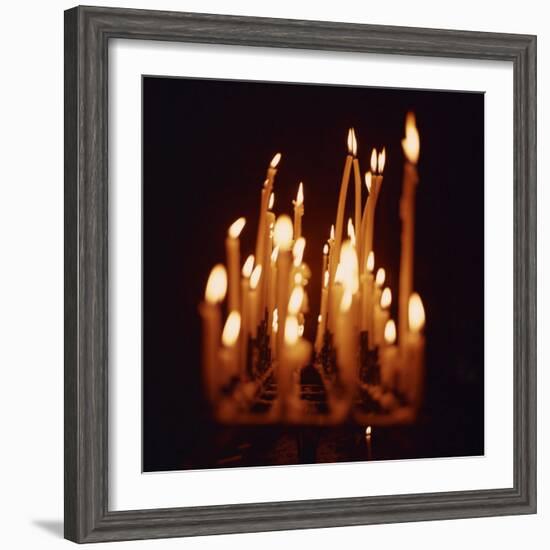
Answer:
[365, 426, 373, 460]
[226, 217, 246, 312]
[380, 319, 399, 389]
[273, 215, 294, 371]
[248, 265, 262, 339]
[199, 265, 227, 402]
[402, 293, 425, 408]
[315, 270, 329, 352]
[293, 182, 304, 239]
[336, 289, 358, 392]
[321, 243, 329, 279]
[399, 113, 420, 351]
[267, 245, 279, 332]
[360, 251, 375, 332]
[240, 255, 254, 375]
[219, 311, 241, 381]
[373, 287, 392, 347]
[351, 129, 362, 255]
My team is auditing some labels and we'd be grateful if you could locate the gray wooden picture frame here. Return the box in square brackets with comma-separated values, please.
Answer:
[64, 5, 537, 543]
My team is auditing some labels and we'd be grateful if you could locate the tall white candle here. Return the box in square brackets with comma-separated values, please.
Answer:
[380, 318, 399, 389]
[199, 265, 227, 403]
[225, 217, 246, 312]
[402, 293, 426, 408]
[293, 182, 304, 239]
[219, 311, 241, 383]
[399, 113, 420, 352]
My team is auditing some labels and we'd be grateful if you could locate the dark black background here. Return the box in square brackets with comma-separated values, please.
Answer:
[143, 76, 484, 472]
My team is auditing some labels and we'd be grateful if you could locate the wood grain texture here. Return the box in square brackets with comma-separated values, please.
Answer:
[64, 5, 537, 543]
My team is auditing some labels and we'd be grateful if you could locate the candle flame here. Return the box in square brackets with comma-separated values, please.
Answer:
[378, 148, 386, 174]
[323, 243, 329, 255]
[205, 264, 228, 304]
[334, 262, 344, 284]
[347, 218, 356, 247]
[346, 128, 353, 155]
[367, 251, 375, 274]
[284, 315, 300, 345]
[384, 319, 397, 345]
[271, 245, 280, 264]
[270, 152, 282, 169]
[228, 217, 246, 238]
[365, 171, 372, 193]
[249, 265, 262, 290]
[288, 285, 305, 315]
[324, 270, 329, 288]
[222, 311, 241, 347]
[375, 267, 385, 288]
[402, 112, 420, 164]
[351, 128, 358, 157]
[268, 192, 275, 210]
[273, 215, 294, 251]
[295, 182, 304, 206]
[370, 148, 378, 173]
[408, 292, 425, 332]
[298, 323, 305, 337]
[318, 314, 322, 323]
[340, 289, 353, 313]
[330, 224, 335, 241]
[272, 308, 278, 332]
[293, 237, 306, 267]
[294, 272, 304, 285]
[381, 287, 392, 309]
[242, 255, 255, 278]
[340, 240, 359, 294]
[366, 425, 372, 437]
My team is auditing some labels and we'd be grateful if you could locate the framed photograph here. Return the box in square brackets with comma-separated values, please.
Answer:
[64, 5, 536, 543]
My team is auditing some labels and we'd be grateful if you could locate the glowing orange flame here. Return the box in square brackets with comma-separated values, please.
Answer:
[323, 243, 329, 255]
[249, 265, 262, 290]
[295, 182, 304, 206]
[408, 292, 426, 332]
[284, 315, 299, 345]
[402, 112, 420, 164]
[288, 285, 305, 315]
[384, 319, 397, 345]
[271, 245, 280, 264]
[381, 287, 392, 309]
[367, 251, 375, 274]
[346, 128, 353, 154]
[222, 311, 241, 346]
[294, 272, 304, 285]
[241, 255, 255, 278]
[330, 224, 335, 241]
[351, 128, 358, 156]
[228, 217, 246, 238]
[370, 148, 378, 173]
[268, 192, 275, 210]
[365, 171, 373, 193]
[273, 215, 294, 251]
[378, 147, 386, 174]
[272, 308, 278, 332]
[375, 267, 385, 288]
[323, 270, 329, 288]
[293, 237, 306, 267]
[270, 152, 282, 169]
[340, 289, 353, 313]
[366, 426, 372, 437]
[205, 264, 227, 304]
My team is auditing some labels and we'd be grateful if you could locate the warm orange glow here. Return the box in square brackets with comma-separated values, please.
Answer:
[334, 262, 344, 284]
[323, 243, 329, 256]
[366, 251, 375, 274]
[268, 192, 275, 210]
[408, 292, 426, 332]
[272, 308, 278, 332]
[292, 237, 306, 267]
[284, 315, 300, 345]
[370, 148, 378, 173]
[294, 272, 304, 285]
[384, 319, 397, 345]
[298, 323, 305, 337]
[340, 289, 353, 313]
[347, 218, 356, 247]
[351, 128, 358, 156]
[365, 171, 372, 193]
[402, 112, 420, 164]
[222, 311, 241, 347]
[346, 128, 353, 154]
[242, 255, 255, 278]
[381, 287, 392, 309]
[378, 148, 386, 174]
[270, 152, 282, 169]
[228, 217, 246, 238]
[205, 265, 227, 304]
[318, 314, 322, 323]
[295, 182, 304, 206]
[271, 245, 280, 264]
[375, 267, 385, 288]
[288, 285, 305, 315]
[330, 224, 335, 241]
[340, 240, 359, 294]
[249, 265, 262, 290]
[323, 270, 329, 288]
[366, 425, 372, 437]
[273, 215, 294, 251]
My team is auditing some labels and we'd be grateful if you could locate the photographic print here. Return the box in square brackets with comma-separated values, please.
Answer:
[142, 76, 484, 473]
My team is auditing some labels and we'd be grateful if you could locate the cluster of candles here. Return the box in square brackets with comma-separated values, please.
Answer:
[200, 113, 426, 421]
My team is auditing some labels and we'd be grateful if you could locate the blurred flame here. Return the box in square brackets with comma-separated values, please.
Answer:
[205, 265, 227, 304]
[270, 152, 282, 168]
[242, 255, 255, 278]
[324, 270, 329, 288]
[294, 272, 304, 285]
[228, 217, 246, 238]
[330, 224, 335, 241]
[351, 128, 358, 156]
[273, 215, 294, 251]
[378, 148, 386, 174]
[347, 218, 356, 247]
[298, 323, 305, 337]
[323, 243, 329, 255]
[340, 289, 353, 313]
[288, 285, 305, 315]
[367, 251, 375, 274]
[284, 315, 300, 345]
[250, 265, 262, 290]
[402, 112, 420, 164]
[381, 287, 392, 309]
[318, 314, 322, 323]
[340, 240, 359, 294]
[370, 148, 378, 173]
[366, 426, 372, 437]
[271, 245, 280, 264]
[268, 192, 275, 210]
[293, 237, 306, 267]
[295, 182, 304, 206]
[272, 308, 278, 332]
[222, 311, 241, 346]
[375, 267, 385, 288]
[346, 128, 353, 154]
[408, 292, 426, 332]
[365, 171, 372, 193]
[334, 262, 344, 284]
[384, 319, 397, 345]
